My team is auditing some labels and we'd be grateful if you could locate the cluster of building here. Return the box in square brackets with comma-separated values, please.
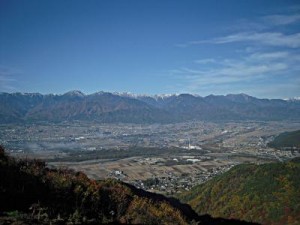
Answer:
[112, 164, 235, 194]
[1, 121, 300, 195]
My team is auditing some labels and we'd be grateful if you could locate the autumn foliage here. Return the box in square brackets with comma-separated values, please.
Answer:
[0, 146, 262, 225]
[0, 146, 188, 224]
[179, 159, 300, 225]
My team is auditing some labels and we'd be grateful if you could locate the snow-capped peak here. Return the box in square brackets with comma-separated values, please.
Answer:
[63, 90, 85, 97]
[285, 97, 300, 101]
[90, 91, 107, 96]
[113, 92, 139, 98]
[151, 94, 179, 100]
[111, 92, 179, 100]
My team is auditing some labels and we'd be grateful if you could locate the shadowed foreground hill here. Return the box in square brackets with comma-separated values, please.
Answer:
[179, 159, 300, 225]
[0, 146, 257, 225]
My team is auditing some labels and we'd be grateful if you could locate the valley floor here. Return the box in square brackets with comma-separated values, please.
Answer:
[2, 121, 300, 194]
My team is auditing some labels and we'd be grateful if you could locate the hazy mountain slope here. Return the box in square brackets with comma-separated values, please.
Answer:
[0, 146, 257, 225]
[179, 159, 300, 225]
[1, 91, 300, 123]
[204, 94, 300, 121]
[1, 92, 161, 123]
[0, 93, 43, 123]
[268, 130, 300, 149]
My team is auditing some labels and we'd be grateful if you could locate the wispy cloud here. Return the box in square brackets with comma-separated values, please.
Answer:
[178, 9, 300, 48]
[171, 50, 300, 93]
[0, 66, 19, 92]
[211, 32, 300, 48]
[174, 8, 300, 98]
[247, 51, 289, 60]
[182, 32, 300, 48]
[174, 60, 287, 86]
[263, 14, 300, 25]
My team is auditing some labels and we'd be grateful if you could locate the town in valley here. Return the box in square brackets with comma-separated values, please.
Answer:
[1, 120, 299, 195]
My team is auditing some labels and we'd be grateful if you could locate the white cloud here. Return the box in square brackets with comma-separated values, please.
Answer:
[178, 63, 287, 86]
[247, 51, 289, 60]
[209, 32, 300, 48]
[178, 32, 300, 48]
[263, 14, 300, 25]
[174, 10, 300, 97]
[171, 49, 299, 92]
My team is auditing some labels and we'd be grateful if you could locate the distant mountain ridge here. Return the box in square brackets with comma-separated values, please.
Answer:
[1, 91, 300, 123]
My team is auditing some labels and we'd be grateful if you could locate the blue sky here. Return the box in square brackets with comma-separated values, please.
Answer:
[0, 0, 299, 99]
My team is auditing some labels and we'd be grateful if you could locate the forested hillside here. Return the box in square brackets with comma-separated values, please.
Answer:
[179, 159, 300, 225]
[268, 130, 300, 149]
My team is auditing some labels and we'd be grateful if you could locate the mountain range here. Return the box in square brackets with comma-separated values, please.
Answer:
[1, 91, 300, 123]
